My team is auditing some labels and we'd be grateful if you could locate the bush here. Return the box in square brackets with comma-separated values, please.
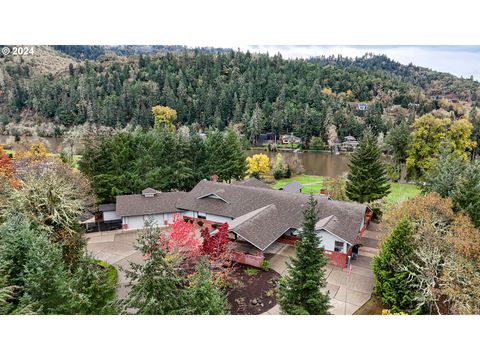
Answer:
[94, 259, 118, 301]
[273, 168, 284, 180]
[244, 268, 259, 276]
[197, 221, 204, 227]
[385, 163, 400, 182]
[261, 259, 270, 271]
[211, 223, 218, 229]
[310, 137, 326, 151]
[285, 166, 292, 178]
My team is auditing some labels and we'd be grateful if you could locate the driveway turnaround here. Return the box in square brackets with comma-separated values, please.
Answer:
[86, 230, 143, 299]
[264, 222, 382, 315]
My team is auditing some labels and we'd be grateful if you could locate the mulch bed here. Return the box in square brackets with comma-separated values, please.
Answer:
[226, 264, 280, 315]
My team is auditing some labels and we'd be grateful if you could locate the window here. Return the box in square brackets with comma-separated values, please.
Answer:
[334, 241, 344, 252]
[197, 212, 207, 220]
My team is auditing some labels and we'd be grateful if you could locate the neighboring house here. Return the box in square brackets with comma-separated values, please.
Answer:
[350, 103, 369, 111]
[281, 134, 301, 145]
[340, 135, 359, 152]
[112, 179, 372, 268]
[257, 132, 275, 145]
[279, 180, 303, 193]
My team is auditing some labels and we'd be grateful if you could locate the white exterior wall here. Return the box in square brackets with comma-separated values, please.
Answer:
[124, 215, 145, 229]
[316, 230, 346, 253]
[183, 210, 195, 218]
[206, 213, 232, 223]
[124, 212, 188, 229]
[103, 210, 121, 221]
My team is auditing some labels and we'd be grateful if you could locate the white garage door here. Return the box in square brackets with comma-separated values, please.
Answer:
[127, 216, 145, 229]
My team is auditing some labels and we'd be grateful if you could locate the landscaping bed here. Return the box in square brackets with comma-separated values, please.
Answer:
[226, 264, 280, 315]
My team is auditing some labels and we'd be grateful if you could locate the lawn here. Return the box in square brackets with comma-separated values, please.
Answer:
[273, 174, 420, 203]
[273, 175, 324, 194]
[385, 182, 421, 204]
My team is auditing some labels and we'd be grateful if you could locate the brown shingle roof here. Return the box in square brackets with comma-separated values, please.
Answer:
[235, 177, 272, 189]
[279, 180, 304, 193]
[228, 205, 290, 251]
[176, 180, 367, 249]
[116, 192, 186, 217]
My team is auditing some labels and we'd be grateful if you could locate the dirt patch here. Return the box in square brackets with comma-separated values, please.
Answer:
[226, 264, 280, 315]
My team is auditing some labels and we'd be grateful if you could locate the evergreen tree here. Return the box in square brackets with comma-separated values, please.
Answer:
[346, 129, 391, 203]
[451, 160, 480, 228]
[384, 121, 411, 165]
[422, 146, 466, 198]
[222, 127, 247, 182]
[372, 218, 417, 313]
[184, 260, 228, 315]
[120, 220, 188, 314]
[277, 195, 330, 315]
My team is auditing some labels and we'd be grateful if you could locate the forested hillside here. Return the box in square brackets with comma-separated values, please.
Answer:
[1, 46, 479, 143]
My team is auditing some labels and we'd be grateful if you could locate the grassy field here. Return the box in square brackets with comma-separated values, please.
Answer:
[273, 175, 325, 194]
[273, 174, 420, 203]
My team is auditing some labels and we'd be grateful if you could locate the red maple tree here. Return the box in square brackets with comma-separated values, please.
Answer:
[160, 214, 201, 258]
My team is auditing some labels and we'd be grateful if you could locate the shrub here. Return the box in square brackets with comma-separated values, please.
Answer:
[211, 223, 218, 229]
[261, 259, 270, 271]
[310, 136, 326, 151]
[244, 268, 259, 276]
[273, 168, 284, 180]
[197, 221, 204, 227]
[285, 166, 292, 178]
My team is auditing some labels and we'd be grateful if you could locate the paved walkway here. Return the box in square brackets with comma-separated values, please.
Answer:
[264, 222, 382, 315]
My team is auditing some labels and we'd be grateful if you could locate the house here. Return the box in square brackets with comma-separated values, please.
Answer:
[98, 203, 121, 222]
[116, 190, 187, 229]
[281, 134, 301, 145]
[257, 132, 275, 145]
[114, 179, 372, 268]
[340, 136, 359, 152]
[279, 180, 303, 193]
[350, 103, 369, 111]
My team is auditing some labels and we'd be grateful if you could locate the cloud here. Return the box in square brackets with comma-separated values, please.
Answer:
[240, 45, 480, 80]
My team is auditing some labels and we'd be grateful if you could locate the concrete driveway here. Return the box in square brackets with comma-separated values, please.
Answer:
[263, 222, 382, 315]
[86, 230, 143, 299]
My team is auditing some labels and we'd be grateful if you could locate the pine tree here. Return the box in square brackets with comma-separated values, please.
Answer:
[372, 218, 417, 312]
[184, 260, 228, 315]
[451, 160, 480, 228]
[222, 127, 247, 182]
[346, 129, 391, 203]
[277, 195, 330, 315]
[120, 220, 188, 314]
[422, 146, 466, 198]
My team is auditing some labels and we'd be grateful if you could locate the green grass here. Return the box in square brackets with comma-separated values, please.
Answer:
[94, 259, 118, 301]
[385, 182, 421, 204]
[244, 268, 260, 277]
[273, 175, 325, 194]
[353, 296, 383, 315]
[273, 174, 420, 203]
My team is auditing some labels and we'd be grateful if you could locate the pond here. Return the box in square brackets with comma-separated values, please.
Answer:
[0, 134, 352, 177]
[247, 149, 351, 177]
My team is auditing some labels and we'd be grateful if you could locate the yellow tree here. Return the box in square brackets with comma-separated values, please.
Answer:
[446, 118, 476, 160]
[152, 105, 177, 132]
[406, 114, 451, 178]
[15, 141, 50, 161]
[246, 154, 270, 177]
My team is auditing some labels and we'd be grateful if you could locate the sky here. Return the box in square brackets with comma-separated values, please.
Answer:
[241, 45, 480, 81]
